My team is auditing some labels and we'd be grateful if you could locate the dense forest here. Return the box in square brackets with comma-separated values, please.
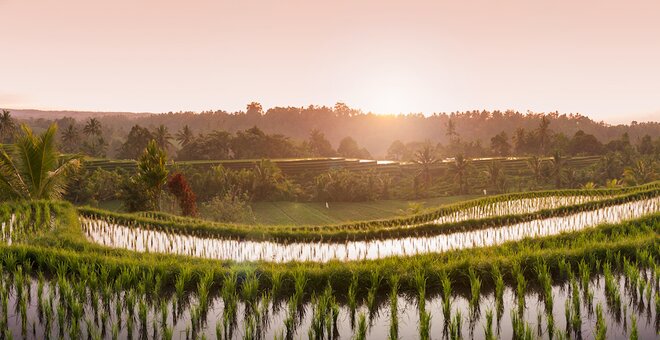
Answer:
[7, 104, 660, 159]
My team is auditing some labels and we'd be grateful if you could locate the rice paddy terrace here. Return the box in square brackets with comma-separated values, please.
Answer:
[84, 155, 602, 177]
[0, 182, 659, 339]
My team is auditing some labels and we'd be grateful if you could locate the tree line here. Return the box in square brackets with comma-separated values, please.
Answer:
[5, 104, 659, 158]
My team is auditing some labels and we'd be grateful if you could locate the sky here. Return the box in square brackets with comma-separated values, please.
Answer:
[1, 0, 659, 124]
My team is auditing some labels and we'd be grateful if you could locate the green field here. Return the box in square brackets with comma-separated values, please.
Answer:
[250, 195, 480, 225]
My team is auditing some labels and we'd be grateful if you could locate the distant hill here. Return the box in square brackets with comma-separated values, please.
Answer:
[7, 109, 150, 120]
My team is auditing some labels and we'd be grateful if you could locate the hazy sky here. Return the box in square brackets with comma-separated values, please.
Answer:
[1, 0, 659, 123]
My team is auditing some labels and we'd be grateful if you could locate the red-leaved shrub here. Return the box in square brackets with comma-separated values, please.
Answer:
[167, 173, 198, 217]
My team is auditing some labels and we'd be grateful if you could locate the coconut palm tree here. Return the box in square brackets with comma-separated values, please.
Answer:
[60, 124, 80, 153]
[483, 161, 506, 193]
[82, 118, 102, 137]
[0, 110, 16, 144]
[548, 151, 566, 189]
[526, 156, 543, 187]
[175, 125, 195, 148]
[623, 158, 657, 185]
[449, 154, 471, 194]
[0, 124, 81, 200]
[413, 144, 439, 186]
[153, 125, 173, 151]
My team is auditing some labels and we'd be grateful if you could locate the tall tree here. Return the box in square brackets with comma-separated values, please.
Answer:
[449, 154, 471, 194]
[0, 110, 17, 144]
[136, 140, 169, 210]
[0, 124, 81, 200]
[118, 125, 153, 160]
[526, 155, 543, 186]
[513, 128, 527, 155]
[175, 125, 194, 148]
[445, 118, 458, 143]
[490, 131, 511, 156]
[60, 124, 80, 153]
[549, 151, 566, 189]
[337, 136, 371, 159]
[483, 161, 506, 193]
[623, 158, 657, 185]
[153, 124, 173, 151]
[83, 118, 102, 137]
[413, 144, 439, 186]
[307, 129, 336, 157]
[536, 116, 552, 155]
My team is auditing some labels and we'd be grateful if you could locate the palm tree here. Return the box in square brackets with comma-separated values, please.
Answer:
[526, 156, 542, 186]
[175, 125, 194, 148]
[623, 158, 657, 185]
[0, 110, 16, 144]
[449, 154, 471, 194]
[548, 151, 566, 189]
[60, 124, 80, 153]
[153, 125, 173, 151]
[536, 116, 551, 155]
[413, 144, 439, 186]
[483, 161, 506, 193]
[0, 124, 81, 200]
[83, 118, 102, 136]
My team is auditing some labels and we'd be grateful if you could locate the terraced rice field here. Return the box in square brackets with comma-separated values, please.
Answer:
[81, 195, 657, 262]
[0, 182, 658, 339]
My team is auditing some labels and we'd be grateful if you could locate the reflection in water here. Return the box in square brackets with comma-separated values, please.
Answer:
[1, 270, 658, 339]
[83, 197, 659, 263]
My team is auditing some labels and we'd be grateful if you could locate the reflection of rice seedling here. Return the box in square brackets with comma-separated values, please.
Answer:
[491, 264, 504, 318]
[595, 303, 607, 340]
[440, 272, 452, 323]
[630, 315, 638, 340]
[516, 272, 526, 316]
[449, 311, 462, 340]
[355, 313, 367, 340]
[570, 277, 582, 336]
[348, 273, 358, 327]
[535, 259, 553, 313]
[419, 309, 431, 340]
[388, 275, 399, 340]
[483, 309, 494, 340]
[468, 268, 481, 316]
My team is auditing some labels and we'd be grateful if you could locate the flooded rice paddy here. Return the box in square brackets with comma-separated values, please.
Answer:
[82, 197, 659, 263]
[1, 267, 658, 339]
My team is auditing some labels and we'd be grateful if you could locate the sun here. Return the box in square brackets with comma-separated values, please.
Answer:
[356, 68, 429, 115]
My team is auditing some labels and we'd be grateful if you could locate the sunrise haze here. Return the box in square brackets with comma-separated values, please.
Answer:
[1, 0, 659, 124]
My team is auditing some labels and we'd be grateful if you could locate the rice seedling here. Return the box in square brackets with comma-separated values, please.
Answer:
[414, 267, 427, 314]
[468, 267, 481, 316]
[367, 269, 381, 317]
[630, 314, 638, 340]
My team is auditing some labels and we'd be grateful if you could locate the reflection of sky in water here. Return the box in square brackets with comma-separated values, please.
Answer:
[3, 271, 658, 339]
[83, 197, 658, 263]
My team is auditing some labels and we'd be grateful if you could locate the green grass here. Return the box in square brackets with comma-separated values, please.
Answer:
[250, 195, 480, 226]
